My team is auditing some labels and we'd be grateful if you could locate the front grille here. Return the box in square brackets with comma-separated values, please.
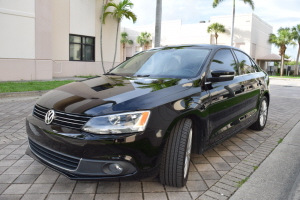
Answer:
[29, 139, 80, 170]
[33, 104, 91, 130]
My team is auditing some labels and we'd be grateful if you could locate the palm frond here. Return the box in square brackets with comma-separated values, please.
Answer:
[207, 23, 225, 34]
[128, 40, 133, 45]
[102, 11, 113, 24]
[120, 32, 133, 46]
[121, 32, 128, 37]
[212, 0, 224, 8]
[292, 24, 300, 43]
[136, 32, 151, 47]
[103, 0, 136, 24]
[269, 27, 295, 55]
[243, 0, 254, 10]
[212, 0, 254, 10]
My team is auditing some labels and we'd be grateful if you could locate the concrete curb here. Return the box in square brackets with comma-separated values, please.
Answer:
[230, 118, 300, 200]
[269, 77, 300, 81]
[0, 90, 50, 99]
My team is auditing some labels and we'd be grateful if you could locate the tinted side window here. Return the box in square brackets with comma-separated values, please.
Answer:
[234, 50, 256, 74]
[209, 49, 238, 76]
[251, 60, 260, 72]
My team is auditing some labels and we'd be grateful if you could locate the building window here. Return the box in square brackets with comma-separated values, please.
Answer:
[69, 35, 95, 61]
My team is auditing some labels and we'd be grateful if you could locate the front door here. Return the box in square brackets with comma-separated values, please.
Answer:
[205, 49, 246, 146]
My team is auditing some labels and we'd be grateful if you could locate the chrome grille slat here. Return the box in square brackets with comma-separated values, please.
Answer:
[35, 104, 48, 112]
[34, 109, 46, 116]
[55, 111, 90, 118]
[32, 104, 91, 130]
[52, 123, 82, 130]
[33, 113, 44, 121]
[55, 115, 88, 123]
[54, 118, 86, 126]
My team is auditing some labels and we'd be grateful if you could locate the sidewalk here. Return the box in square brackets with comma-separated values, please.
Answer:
[230, 120, 300, 200]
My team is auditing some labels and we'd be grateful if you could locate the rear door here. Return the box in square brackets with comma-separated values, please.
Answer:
[233, 50, 264, 117]
[205, 49, 246, 146]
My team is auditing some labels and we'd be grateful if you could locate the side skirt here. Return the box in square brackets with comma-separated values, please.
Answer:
[203, 111, 258, 152]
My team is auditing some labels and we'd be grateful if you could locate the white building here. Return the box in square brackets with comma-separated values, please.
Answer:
[0, 0, 120, 81]
[122, 13, 273, 70]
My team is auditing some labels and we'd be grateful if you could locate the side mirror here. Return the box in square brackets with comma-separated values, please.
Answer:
[207, 70, 235, 82]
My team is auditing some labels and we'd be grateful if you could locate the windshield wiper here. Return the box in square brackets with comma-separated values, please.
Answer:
[136, 75, 150, 77]
[104, 72, 118, 75]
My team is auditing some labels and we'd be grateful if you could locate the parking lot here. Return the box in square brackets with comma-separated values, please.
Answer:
[1, 79, 300, 200]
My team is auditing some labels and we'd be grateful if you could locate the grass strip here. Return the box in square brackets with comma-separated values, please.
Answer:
[74, 75, 98, 78]
[237, 177, 249, 187]
[270, 76, 300, 79]
[0, 80, 74, 93]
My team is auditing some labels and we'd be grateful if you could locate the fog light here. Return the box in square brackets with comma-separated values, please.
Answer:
[108, 163, 123, 174]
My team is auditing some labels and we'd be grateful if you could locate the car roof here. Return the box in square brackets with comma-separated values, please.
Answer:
[150, 44, 241, 51]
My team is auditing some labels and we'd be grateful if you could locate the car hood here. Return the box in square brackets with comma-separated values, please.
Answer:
[36, 75, 194, 116]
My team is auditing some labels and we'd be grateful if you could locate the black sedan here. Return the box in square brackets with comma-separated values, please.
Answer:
[26, 45, 269, 187]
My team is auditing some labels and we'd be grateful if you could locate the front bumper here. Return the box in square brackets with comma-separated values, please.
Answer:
[25, 139, 138, 180]
[25, 115, 164, 180]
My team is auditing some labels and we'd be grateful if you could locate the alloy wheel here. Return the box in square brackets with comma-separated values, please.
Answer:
[184, 128, 192, 179]
[259, 100, 267, 126]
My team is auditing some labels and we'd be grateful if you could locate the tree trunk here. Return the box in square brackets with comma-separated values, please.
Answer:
[230, 0, 235, 46]
[100, 0, 108, 74]
[123, 44, 125, 61]
[155, 0, 162, 47]
[111, 21, 120, 69]
[294, 43, 300, 76]
[280, 51, 285, 76]
[215, 33, 218, 45]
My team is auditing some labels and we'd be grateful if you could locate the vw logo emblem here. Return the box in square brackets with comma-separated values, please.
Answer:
[45, 110, 56, 125]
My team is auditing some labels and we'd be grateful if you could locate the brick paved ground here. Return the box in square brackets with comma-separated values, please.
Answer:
[0, 83, 300, 200]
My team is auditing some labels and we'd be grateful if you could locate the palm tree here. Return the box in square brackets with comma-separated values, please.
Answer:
[154, 0, 162, 47]
[99, 0, 110, 74]
[135, 78, 181, 92]
[212, 0, 254, 46]
[103, 0, 137, 69]
[136, 32, 152, 50]
[207, 23, 226, 44]
[292, 24, 300, 76]
[268, 28, 295, 76]
[120, 32, 133, 61]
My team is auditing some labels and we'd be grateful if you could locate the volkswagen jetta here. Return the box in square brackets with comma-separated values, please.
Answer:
[26, 45, 270, 187]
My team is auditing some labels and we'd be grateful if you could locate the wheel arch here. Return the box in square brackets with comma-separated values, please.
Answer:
[163, 112, 207, 155]
[263, 91, 270, 106]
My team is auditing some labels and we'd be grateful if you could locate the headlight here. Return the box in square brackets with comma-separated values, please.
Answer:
[82, 111, 150, 134]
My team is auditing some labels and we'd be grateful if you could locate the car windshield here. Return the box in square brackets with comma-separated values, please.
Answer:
[109, 47, 210, 78]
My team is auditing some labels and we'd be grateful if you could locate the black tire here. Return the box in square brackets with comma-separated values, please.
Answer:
[159, 118, 193, 187]
[249, 96, 268, 131]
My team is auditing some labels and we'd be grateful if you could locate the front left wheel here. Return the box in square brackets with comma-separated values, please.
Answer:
[159, 118, 193, 187]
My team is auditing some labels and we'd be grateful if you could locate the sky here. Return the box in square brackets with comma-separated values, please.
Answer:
[121, 0, 300, 60]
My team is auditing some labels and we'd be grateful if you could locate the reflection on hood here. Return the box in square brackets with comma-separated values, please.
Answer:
[134, 78, 181, 92]
[37, 75, 193, 115]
